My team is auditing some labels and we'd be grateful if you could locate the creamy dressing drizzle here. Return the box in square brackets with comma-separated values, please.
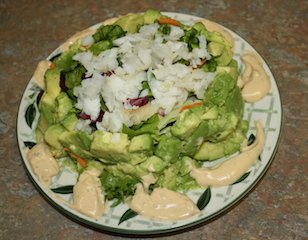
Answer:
[238, 53, 271, 103]
[190, 120, 265, 187]
[33, 60, 52, 89]
[27, 143, 59, 186]
[72, 169, 105, 219]
[130, 184, 199, 221]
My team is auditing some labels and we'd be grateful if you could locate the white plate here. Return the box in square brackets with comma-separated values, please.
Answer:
[17, 12, 282, 235]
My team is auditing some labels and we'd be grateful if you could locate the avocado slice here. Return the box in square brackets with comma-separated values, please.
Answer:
[114, 13, 144, 33]
[143, 9, 162, 25]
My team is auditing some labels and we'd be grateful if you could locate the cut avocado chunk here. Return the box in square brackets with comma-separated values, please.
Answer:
[56, 92, 73, 121]
[130, 152, 148, 165]
[194, 125, 247, 161]
[44, 124, 67, 149]
[61, 113, 78, 131]
[225, 86, 244, 118]
[59, 131, 92, 151]
[154, 135, 182, 163]
[139, 155, 166, 173]
[143, 9, 162, 25]
[154, 159, 197, 191]
[212, 113, 239, 142]
[38, 102, 55, 126]
[105, 162, 146, 178]
[170, 106, 203, 139]
[204, 72, 236, 107]
[128, 134, 153, 153]
[114, 13, 144, 33]
[201, 106, 219, 120]
[35, 128, 44, 143]
[36, 106, 52, 132]
[181, 121, 210, 156]
[194, 141, 225, 161]
[40, 68, 61, 107]
[192, 22, 207, 32]
[203, 31, 232, 48]
[215, 46, 233, 66]
[90, 131, 130, 162]
[208, 42, 225, 57]
[67, 144, 94, 160]
[216, 66, 238, 80]
[216, 59, 239, 80]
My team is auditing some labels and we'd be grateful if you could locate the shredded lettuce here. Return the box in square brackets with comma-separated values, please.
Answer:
[100, 170, 138, 207]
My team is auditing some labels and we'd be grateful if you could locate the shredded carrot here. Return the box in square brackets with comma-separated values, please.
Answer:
[64, 147, 70, 152]
[64, 147, 87, 167]
[158, 17, 181, 27]
[75, 155, 87, 168]
[49, 62, 56, 69]
[180, 102, 203, 112]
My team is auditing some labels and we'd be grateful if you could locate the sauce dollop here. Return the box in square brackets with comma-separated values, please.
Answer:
[27, 143, 59, 186]
[190, 120, 265, 187]
[72, 169, 105, 219]
[130, 185, 199, 221]
[238, 53, 271, 102]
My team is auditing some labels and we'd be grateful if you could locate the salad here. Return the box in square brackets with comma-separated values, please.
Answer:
[27, 9, 267, 221]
